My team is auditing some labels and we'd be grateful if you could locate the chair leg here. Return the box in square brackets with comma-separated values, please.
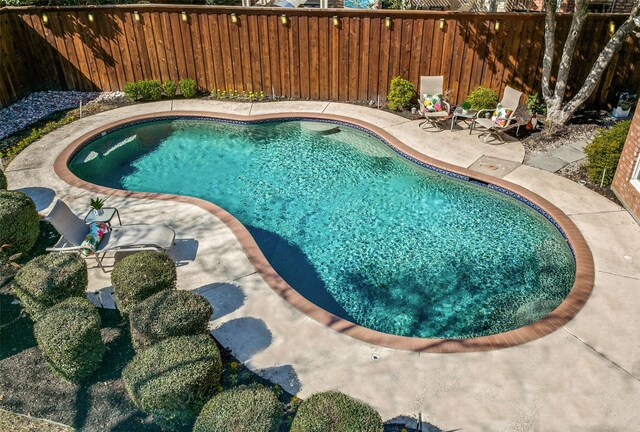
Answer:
[94, 253, 108, 273]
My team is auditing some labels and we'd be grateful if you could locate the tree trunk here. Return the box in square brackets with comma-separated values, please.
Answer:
[542, 0, 640, 129]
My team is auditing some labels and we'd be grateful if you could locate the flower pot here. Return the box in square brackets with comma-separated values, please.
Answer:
[93, 209, 104, 216]
[462, 109, 469, 115]
[613, 106, 630, 118]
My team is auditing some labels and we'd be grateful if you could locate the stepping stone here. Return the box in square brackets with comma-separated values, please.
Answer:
[568, 139, 590, 151]
[98, 287, 117, 309]
[549, 145, 586, 163]
[86, 291, 101, 308]
[468, 155, 522, 178]
[528, 155, 568, 173]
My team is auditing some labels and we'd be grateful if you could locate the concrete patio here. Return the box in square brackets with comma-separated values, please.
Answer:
[6, 100, 639, 431]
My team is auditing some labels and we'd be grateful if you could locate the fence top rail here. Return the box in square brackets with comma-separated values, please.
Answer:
[0, 5, 634, 20]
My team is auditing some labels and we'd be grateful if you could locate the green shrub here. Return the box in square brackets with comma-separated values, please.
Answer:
[111, 251, 176, 315]
[584, 120, 631, 186]
[13, 253, 87, 321]
[290, 391, 383, 432]
[34, 297, 104, 382]
[0, 190, 40, 256]
[138, 80, 163, 101]
[193, 385, 282, 432]
[123, 334, 222, 430]
[387, 76, 416, 111]
[163, 80, 177, 98]
[0, 169, 6, 189]
[124, 81, 140, 100]
[466, 86, 499, 110]
[129, 289, 212, 351]
[526, 92, 547, 115]
[179, 78, 198, 98]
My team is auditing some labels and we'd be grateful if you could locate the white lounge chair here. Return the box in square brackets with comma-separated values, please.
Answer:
[45, 200, 175, 272]
[470, 86, 523, 144]
[418, 76, 451, 131]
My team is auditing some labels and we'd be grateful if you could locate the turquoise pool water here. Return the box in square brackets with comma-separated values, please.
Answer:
[69, 118, 576, 339]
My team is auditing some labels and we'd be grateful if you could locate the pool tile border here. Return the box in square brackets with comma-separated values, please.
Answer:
[53, 110, 595, 353]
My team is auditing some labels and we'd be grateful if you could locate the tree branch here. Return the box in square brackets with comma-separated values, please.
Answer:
[554, 0, 588, 105]
[561, 1, 640, 117]
[541, 0, 557, 103]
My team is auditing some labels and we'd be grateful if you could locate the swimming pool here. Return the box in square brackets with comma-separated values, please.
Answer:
[68, 117, 577, 340]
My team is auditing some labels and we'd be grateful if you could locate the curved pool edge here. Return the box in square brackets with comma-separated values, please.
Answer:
[53, 110, 595, 353]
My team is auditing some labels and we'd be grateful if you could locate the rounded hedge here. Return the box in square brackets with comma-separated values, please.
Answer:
[129, 289, 213, 351]
[34, 297, 104, 383]
[111, 252, 176, 315]
[466, 86, 499, 110]
[193, 385, 282, 432]
[123, 334, 221, 430]
[290, 391, 383, 432]
[584, 120, 631, 186]
[0, 190, 39, 255]
[0, 169, 7, 189]
[13, 253, 88, 321]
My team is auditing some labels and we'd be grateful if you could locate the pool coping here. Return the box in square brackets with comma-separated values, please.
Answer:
[53, 110, 595, 353]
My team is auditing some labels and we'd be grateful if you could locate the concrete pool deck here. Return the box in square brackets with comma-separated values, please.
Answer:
[6, 100, 640, 430]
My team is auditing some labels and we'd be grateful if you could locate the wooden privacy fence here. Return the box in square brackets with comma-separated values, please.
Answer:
[1, 5, 639, 108]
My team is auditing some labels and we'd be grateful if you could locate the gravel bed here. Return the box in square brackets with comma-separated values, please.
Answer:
[0, 91, 101, 140]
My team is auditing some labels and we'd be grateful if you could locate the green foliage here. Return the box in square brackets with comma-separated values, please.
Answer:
[584, 120, 631, 186]
[461, 100, 472, 110]
[211, 88, 265, 101]
[0, 169, 6, 189]
[89, 197, 105, 210]
[129, 289, 212, 351]
[290, 391, 383, 432]
[13, 253, 87, 321]
[205, 0, 239, 5]
[466, 86, 499, 110]
[179, 78, 198, 98]
[163, 80, 177, 98]
[124, 80, 163, 101]
[34, 297, 104, 383]
[387, 76, 416, 111]
[0, 190, 39, 256]
[111, 251, 177, 315]
[1, 115, 75, 160]
[123, 334, 222, 430]
[193, 385, 282, 432]
[526, 92, 547, 115]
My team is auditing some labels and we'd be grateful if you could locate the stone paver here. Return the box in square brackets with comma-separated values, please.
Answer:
[569, 138, 590, 151]
[6, 100, 640, 430]
[549, 145, 587, 163]
[527, 154, 569, 172]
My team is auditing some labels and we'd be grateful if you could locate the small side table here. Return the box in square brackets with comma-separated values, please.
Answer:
[451, 108, 478, 131]
[84, 207, 122, 226]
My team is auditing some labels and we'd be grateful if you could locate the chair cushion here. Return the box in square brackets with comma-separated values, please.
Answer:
[491, 104, 513, 127]
[423, 93, 444, 112]
[80, 222, 110, 256]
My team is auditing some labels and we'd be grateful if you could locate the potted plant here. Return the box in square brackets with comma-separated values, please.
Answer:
[90, 197, 106, 216]
[461, 100, 471, 115]
[613, 91, 637, 118]
[526, 92, 546, 130]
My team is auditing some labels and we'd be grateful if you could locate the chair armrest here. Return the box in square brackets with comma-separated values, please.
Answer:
[475, 108, 495, 118]
[46, 245, 84, 252]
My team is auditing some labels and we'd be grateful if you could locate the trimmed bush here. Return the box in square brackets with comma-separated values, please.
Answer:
[387, 76, 416, 112]
[290, 391, 383, 432]
[0, 169, 6, 189]
[13, 253, 87, 321]
[111, 251, 176, 315]
[124, 81, 140, 100]
[163, 80, 177, 98]
[179, 78, 198, 98]
[193, 385, 282, 432]
[123, 334, 221, 430]
[138, 80, 163, 101]
[129, 289, 212, 351]
[584, 120, 631, 186]
[466, 86, 499, 110]
[0, 190, 39, 255]
[34, 297, 104, 382]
